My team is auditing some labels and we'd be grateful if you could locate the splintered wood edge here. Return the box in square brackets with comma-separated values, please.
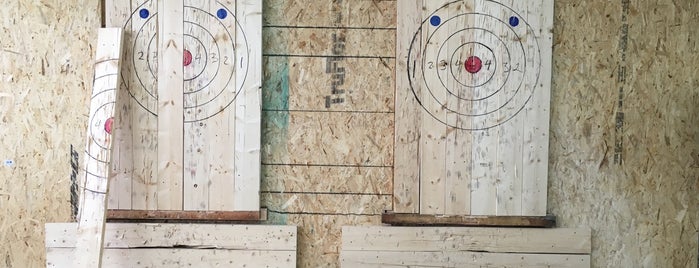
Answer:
[381, 212, 556, 228]
[107, 208, 267, 222]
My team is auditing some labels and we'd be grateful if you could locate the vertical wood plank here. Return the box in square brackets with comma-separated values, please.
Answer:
[232, 0, 262, 211]
[181, 0, 213, 211]
[157, 0, 184, 210]
[203, 0, 239, 211]
[469, 0, 499, 215]
[494, 0, 523, 215]
[105, 0, 134, 210]
[393, 0, 422, 214]
[419, 0, 448, 215]
[522, 0, 554, 216]
[75, 27, 124, 268]
[444, 1, 472, 215]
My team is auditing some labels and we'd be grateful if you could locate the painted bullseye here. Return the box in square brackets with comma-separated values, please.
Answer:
[183, 49, 192, 66]
[104, 117, 114, 134]
[465, 56, 482, 74]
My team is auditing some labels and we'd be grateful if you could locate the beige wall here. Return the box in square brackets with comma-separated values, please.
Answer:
[0, 0, 696, 267]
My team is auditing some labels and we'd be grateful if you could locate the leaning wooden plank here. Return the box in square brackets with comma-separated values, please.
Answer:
[46, 223, 296, 250]
[75, 27, 124, 268]
[106, 209, 260, 221]
[48, 248, 296, 268]
[341, 226, 591, 254]
[340, 251, 590, 268]
[156, 0, 184, 210]
[232, 0, 263, 212]
[382, 212, 556, 228]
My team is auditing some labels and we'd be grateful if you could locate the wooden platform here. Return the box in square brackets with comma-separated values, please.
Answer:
[382, 212, 556, 227]
[46, 223, 297, 268]
[393, 0, 555, 216]
[341, 226, 591, 267]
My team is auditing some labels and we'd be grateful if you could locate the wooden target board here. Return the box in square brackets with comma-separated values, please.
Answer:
[106, 0, 261, 213]
[394, 0, 554, 216]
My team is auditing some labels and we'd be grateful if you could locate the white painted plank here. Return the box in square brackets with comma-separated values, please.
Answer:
[48, 248, 296, 268]
[46, 223, 297, 251]
[341, 226, 591, 254]
[157, 0, 185, 210]
[75, 27, 124, 268]
[341, 251, 590, 268]
[232, 0, 262, 212]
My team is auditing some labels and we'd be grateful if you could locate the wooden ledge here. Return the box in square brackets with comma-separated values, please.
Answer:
[107, 208, 267, 223]
[382, 212, 556, 228]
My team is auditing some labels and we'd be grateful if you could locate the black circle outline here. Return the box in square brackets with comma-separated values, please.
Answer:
[422, 12, 527, 117]
[407, 0, 541, 130]
[182, 34, 209, 82]
[120, 1, 250, 123]
[447, 41, 497, 89]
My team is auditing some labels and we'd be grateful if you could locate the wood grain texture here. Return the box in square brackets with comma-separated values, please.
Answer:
[75, 27, 124, 268]
[47, 223, 296, 268]
[341, 226, 591, 254]
[106, 209, 261, 221]
[156, 0, 185, 210]
[382, 212, 555, 227]
[49, 248, 295, 268]
[394, 0, 554, 216]
[47, 223, 296, 250]
[341, 251, 590, 268]
[393, 0, 422, 214]
[105, 0, 262, 213]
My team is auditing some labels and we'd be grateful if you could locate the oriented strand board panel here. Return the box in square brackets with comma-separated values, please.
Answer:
[45, 223, 297, 268]
[105, 0, 262, 212]
[394, 0, 554, 216]
[341, 226, 591, 267]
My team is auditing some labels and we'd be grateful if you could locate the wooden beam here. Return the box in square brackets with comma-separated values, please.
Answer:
[106, 209, 262, 221]
[75, 27, 124, 268]
[341, 250, 590, 268]
[47, 223, 296, 250]
[382, 212, 556, 228]
[49, 249, 295, 268]
[47, 223, 297, 268]
[341, 226, 591, 254]
[156, 0, 184, 210]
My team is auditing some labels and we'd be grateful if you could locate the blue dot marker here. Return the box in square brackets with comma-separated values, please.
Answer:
[430, 16, 441, 26]
[216, 8, 228, 19]
[139, 8, 149, 19]
[509, 16, 520, 27]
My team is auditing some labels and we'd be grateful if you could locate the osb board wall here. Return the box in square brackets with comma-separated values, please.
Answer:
[0, 0, 697, 267]
[548, 0, 698, 267]
[0, 0, 101, 267]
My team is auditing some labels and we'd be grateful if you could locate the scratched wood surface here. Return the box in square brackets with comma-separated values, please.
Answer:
[340, 226, 591, 267]
[106, 0, 261, 212]
[394, 0, 554, 216]
[75, 28, 124, 268]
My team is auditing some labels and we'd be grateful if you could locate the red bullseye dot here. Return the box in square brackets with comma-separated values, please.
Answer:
[183, 49, 192, 66]
[104, 117, 114, 135]
[465, 56, 483, 74]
